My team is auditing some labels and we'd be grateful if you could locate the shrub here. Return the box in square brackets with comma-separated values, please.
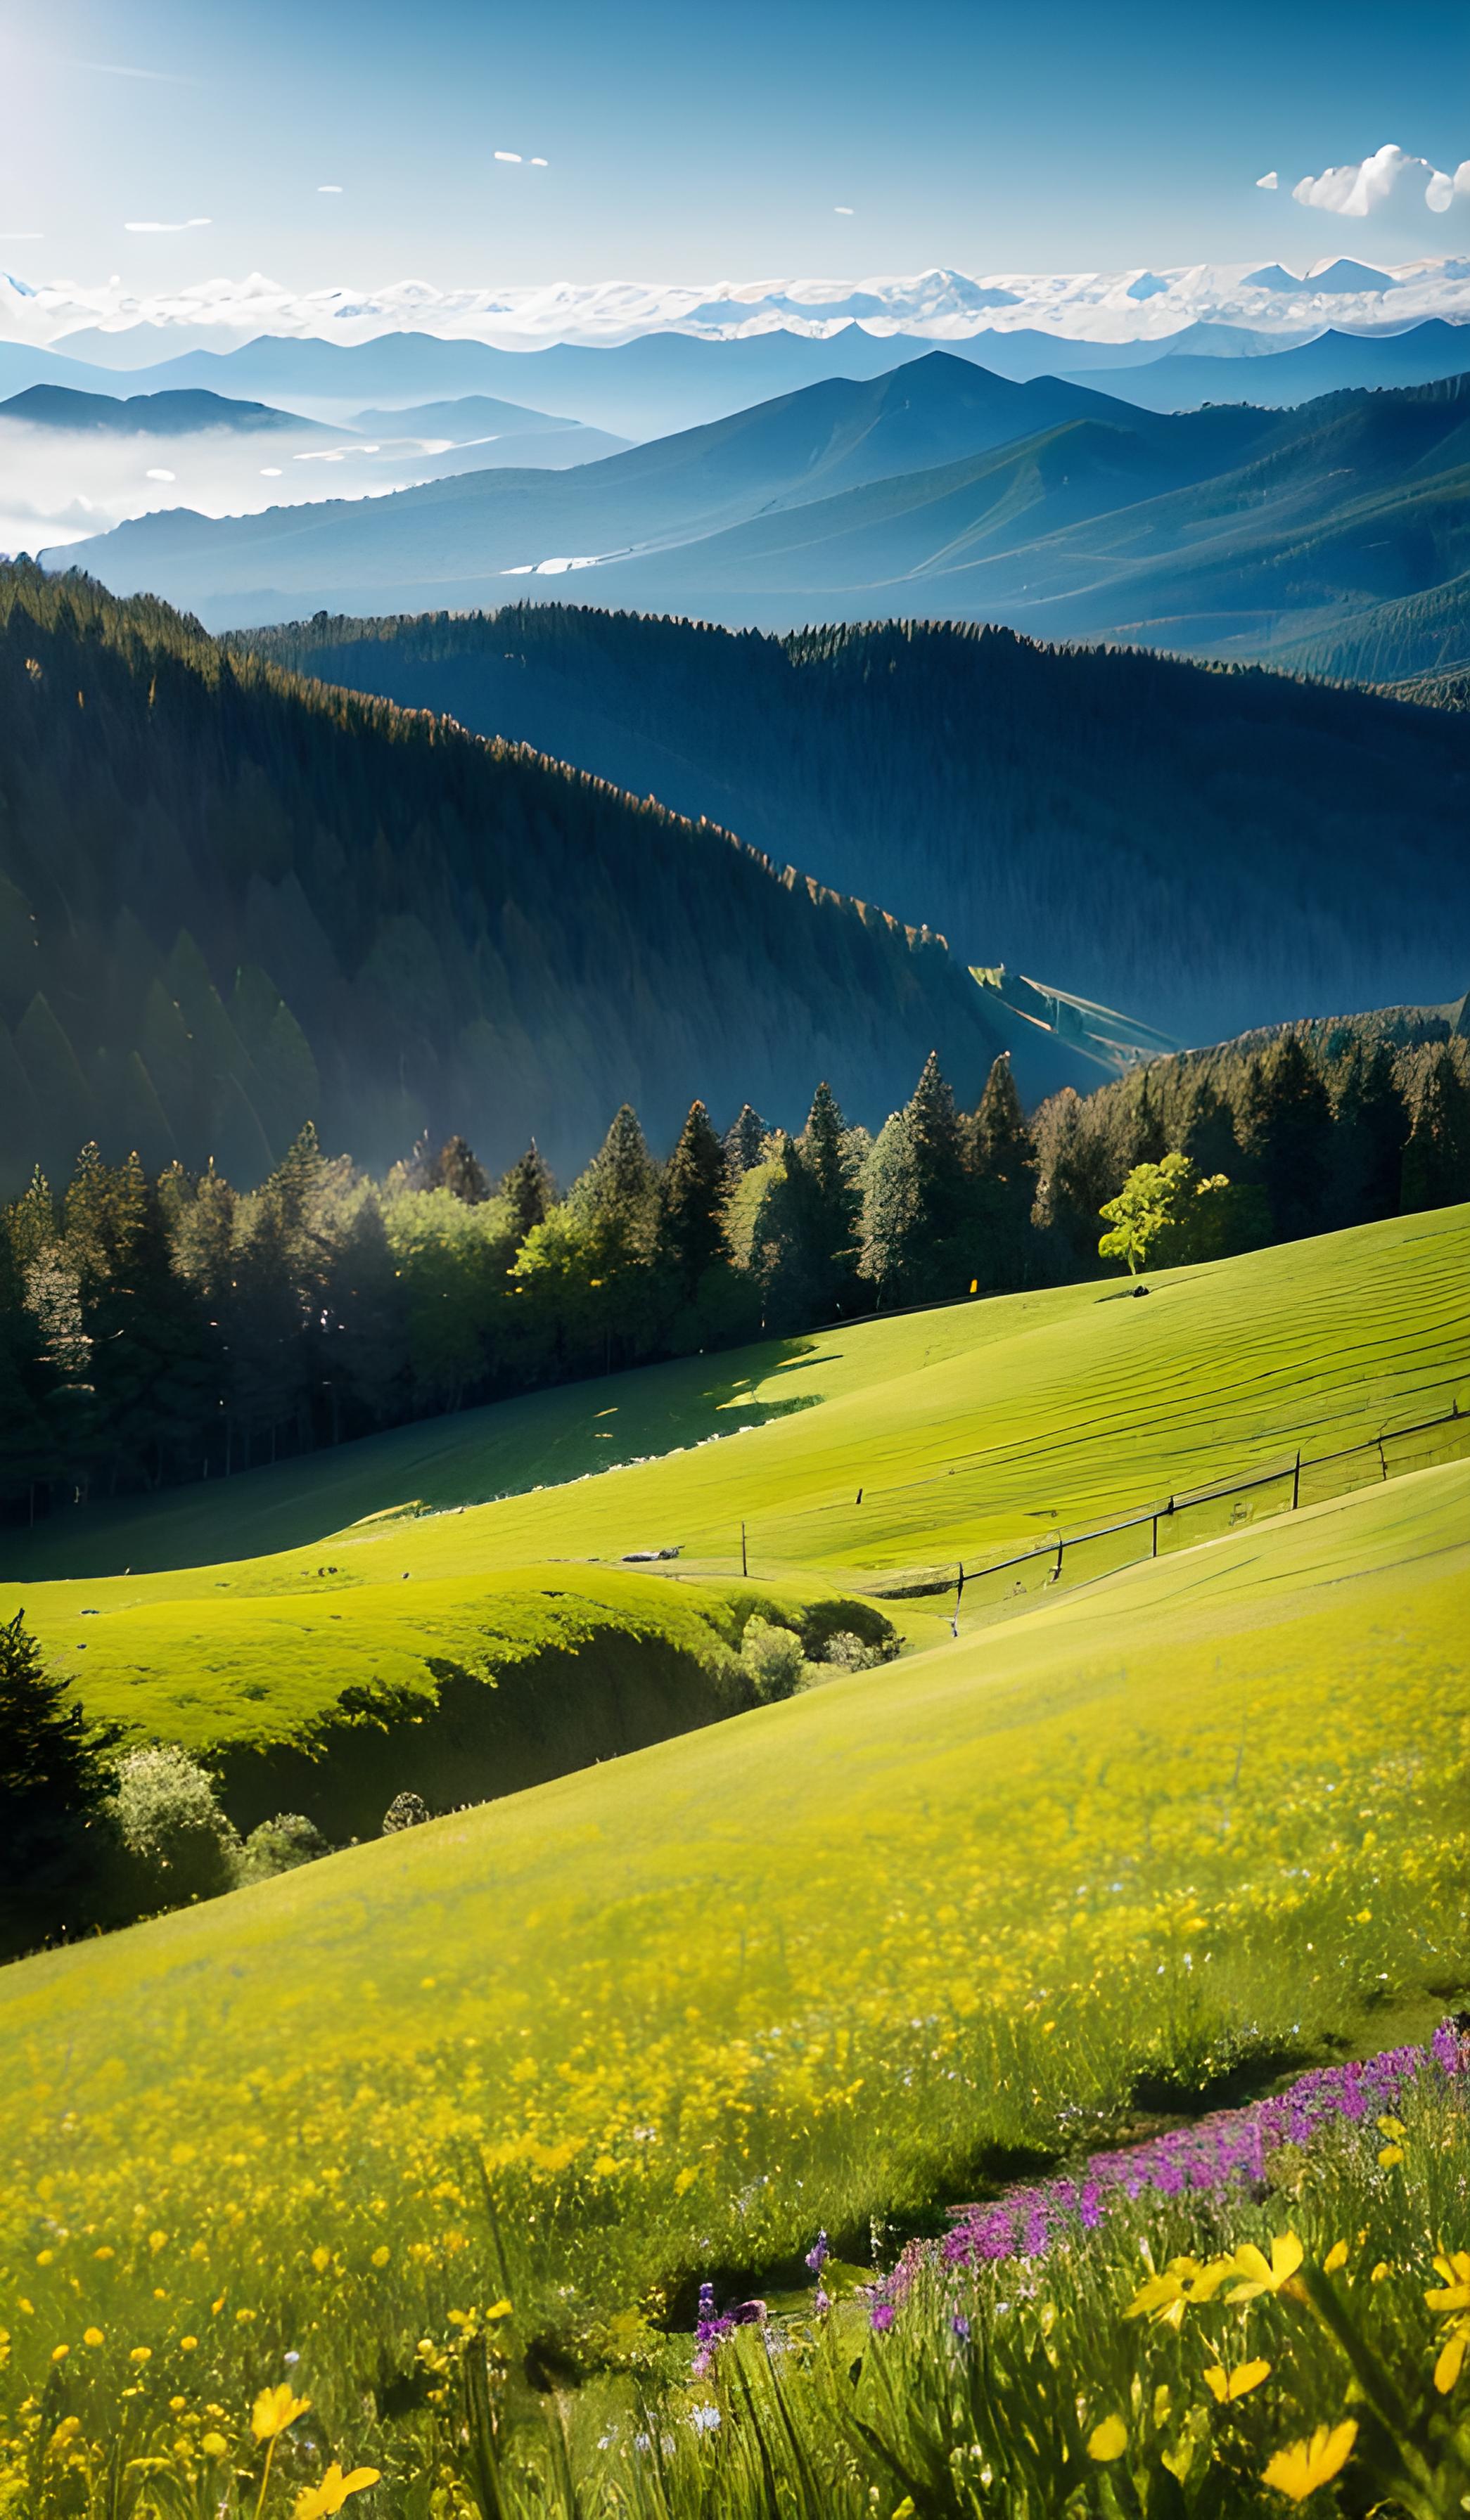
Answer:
[237, 1813, 329, 1884]
[740, 1616, 807, 1704]
[110, 1746, 242, 1905]
[382, 1790, 431, 1834]
[820, 1629, 893, 1673]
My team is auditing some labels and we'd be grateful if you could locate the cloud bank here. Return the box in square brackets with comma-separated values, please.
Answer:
[1292, 142, 1470, 217]
[124, 217, 212, 233]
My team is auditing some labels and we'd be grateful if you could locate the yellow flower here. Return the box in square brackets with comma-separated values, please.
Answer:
[1262, 2419, 1357, 2502]
[1378, 2145, 1404, 2168]
[83, 2328, 103, 2347]
[1087, 2415, 1127, 2462]
[293, 2463, 381, 2517]
[200, 2432, 228, 2457]
[1204, 2359, 1271, 2404]
[1426, 2251, 1470, 2315]
[251, 2383, 311, 2442]
[1427, 2254, 1470, 2393]
[180, 2336, 198, 2351]
[1126, 2256, 1232, 2328]
[129, 2346, 151, 2365]
[370, 2246, 390, 2269]
[51, 2344, 69, 2362]
[1227, 2234, 1304, 2303]
[1323, 2242, 1348, 2275]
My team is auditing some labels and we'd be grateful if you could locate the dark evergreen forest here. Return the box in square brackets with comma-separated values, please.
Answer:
[243, 606, 1470, 1046]
[0, 566, 1047, 1196]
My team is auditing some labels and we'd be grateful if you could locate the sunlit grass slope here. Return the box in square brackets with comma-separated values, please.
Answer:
[8, 1209, 1468, 1614]
[49, 1565, 882, 1836]
[3, 1458, 1466, 2377]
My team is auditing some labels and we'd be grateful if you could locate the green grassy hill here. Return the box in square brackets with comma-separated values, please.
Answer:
[1, 1452, 1465, 2394]
[12, 1203, 1468, 1596]
[49, 1565, 888, 1837]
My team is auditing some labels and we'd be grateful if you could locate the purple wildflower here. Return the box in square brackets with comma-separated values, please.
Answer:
[943, 2034, 1451, 2274]
[951, 2312, 971, 2342]
[870, 2302, 895, 2332]
[805, 2230, 830, 2275]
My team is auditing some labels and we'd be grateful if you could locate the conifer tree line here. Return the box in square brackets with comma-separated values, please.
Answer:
[3, 1019, 1466, 1524]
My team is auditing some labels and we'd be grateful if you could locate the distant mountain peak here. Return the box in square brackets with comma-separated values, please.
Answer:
[1305, 259, 1399, 293]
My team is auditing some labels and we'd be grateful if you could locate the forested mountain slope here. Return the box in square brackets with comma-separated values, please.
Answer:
[243, 608, 1470, 1046]
[49, 367, 1470, 685]
[0, 565, 1055, 1192]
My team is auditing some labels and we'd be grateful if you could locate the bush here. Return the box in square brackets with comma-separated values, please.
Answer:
[382, 1790, 431, 1834]
[237, 1813, 329, 1884]
[820, 1629, 893, 1674]
[740, 1616, 807, 1704]
[110, 1746, 242, 1905]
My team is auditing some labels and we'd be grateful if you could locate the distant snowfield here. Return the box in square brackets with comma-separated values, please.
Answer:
[3, 256, 1470, 356]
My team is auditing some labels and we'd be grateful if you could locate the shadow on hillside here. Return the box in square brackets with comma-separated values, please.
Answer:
[0, 1336, 833, 1585]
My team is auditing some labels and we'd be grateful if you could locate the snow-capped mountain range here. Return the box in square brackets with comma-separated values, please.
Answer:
[3, 257, 1470, 356]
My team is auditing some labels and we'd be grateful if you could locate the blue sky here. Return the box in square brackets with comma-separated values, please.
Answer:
[4, 0, 1469, 285]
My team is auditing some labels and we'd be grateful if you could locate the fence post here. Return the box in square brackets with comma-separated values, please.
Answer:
[1292, 1450, 1300, 1511]
[1054, 1534, 1063, 1581]
[1151, 1512, 1158, 1558]
[741, 1521, 748, 1577]
[1377, 1436, 1388, 1482]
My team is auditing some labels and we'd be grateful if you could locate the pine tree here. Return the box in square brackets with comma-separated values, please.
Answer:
[968, 1052, 1037, 1288]
[1033, 1088, 1118, 1276]
[0, 1608, 120, 1959]
[1329, 1039, 1410, 1227]
[1240, 1036, 1334, 1243]
[1129, 1067, 1169, 1167]
[798, 1080, 861, 1312]
[435, 1136, 490, 1205]
[723, 1105, 767, 1178]
[745, 1133, 826, 1330]
[660, 1100, 730, 1297]
[501, 1142, 556, 1244]
[858, 1110, 921, 1306]
[1178, 1076, 1240, 1178]
[1401, 1045, 1470, 1213]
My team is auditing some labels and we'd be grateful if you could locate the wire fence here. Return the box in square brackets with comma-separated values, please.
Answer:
[869, 1392, 1470, 1621]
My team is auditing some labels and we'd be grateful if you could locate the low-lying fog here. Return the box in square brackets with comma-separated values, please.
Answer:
[0, 418, 625, 553]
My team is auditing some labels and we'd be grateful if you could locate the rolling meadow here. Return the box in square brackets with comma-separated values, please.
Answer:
[1, 1205, 1468, 2513]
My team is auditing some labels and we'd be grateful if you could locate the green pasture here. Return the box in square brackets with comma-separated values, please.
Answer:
[7, 1206, 1467, 1599]
[2, 1455, 1466, 2388]
[40, 1565, 884, 1836]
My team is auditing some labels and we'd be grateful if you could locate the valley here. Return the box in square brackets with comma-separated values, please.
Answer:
[3, 106, 1470, 2514]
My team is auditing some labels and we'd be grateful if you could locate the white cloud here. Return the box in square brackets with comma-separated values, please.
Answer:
[124, 217, 212, 233]
[144, 468, 175, 482]
[494, 150, 522, 164]
[834, 205, 854, 215]
[61, 56, 200, 84]
[1255, 171, 1278, 191]
[317, 184, 343, 194]
[0, 231, 44, 239]
[530, 157, 548, 167]
[1291, 141, 1470, 217]
[1426, 162, 1470, 213]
